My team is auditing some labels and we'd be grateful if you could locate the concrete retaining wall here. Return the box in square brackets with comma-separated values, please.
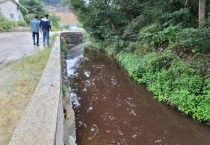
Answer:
[9, 37, 65, 145]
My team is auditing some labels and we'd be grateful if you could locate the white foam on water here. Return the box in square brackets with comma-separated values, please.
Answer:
[111, 78, 117, 85]
[87, 106, 93, 113]
[70, 92, 80, 107]
[84, 80, 92, 87]
[155, 139, 162, 143]
[131, 134, 137, 138]
[84, 123, 87, 128]
[130, 109, 136, 116]
[82, 87, 87, 92]
[66, 55, 83, 77]
[84, 71, 91, 77]
[78, 121, 83, 127]
[118, 129, 123, 136]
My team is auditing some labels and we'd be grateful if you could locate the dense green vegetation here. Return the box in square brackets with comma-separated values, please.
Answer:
[19, 0, 46, 22]
[117, 51, 210, 122]
[68, 0, 210, 123]
[60, 35, 69, 56]
[0, 16, 17, 32]
[0, 16, 27, 32]
[19, 0, 61, 29]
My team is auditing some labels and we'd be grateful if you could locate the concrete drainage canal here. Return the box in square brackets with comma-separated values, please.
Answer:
[61, 32, 210, 145]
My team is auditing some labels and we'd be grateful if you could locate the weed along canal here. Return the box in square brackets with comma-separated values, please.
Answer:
[66, 46, 210, 145]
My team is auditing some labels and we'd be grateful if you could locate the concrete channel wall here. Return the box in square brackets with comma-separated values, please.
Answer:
[9, 36, 67, 145]
[61, 32, 84, 145]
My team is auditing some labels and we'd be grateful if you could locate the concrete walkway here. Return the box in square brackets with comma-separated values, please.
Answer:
[0, 32, 45, 67]
[0, 31, 84, 66]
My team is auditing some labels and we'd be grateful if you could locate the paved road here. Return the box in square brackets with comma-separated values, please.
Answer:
[0, 30, 84, 67]
[0, 32, 44, 66]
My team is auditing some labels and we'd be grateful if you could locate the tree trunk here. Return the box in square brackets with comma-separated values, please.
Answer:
[199, 0, 206, 28]
[185, 0, 189, 7]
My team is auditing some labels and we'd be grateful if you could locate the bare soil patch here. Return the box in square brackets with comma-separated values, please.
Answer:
[56, 12, 78, 24]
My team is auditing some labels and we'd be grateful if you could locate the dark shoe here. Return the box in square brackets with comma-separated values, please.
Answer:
[37, 44, 39, 46]
[34, 43, 36, 45]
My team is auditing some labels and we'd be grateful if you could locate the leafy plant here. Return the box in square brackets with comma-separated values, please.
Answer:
[176, 28, 210, 52]
[0, 16, 17, 32]
[17, 20, 27, 26]
[117, 51, 210, 123]
[62, 84, 68, 95]
[19, 0, 46, 23]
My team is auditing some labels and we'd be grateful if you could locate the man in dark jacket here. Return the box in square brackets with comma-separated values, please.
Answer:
[39, 14, 51, 46]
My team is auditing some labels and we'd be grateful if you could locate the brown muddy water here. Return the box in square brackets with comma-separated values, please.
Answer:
[66, 47, 210, 145]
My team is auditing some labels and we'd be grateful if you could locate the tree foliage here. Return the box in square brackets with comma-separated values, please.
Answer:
[19, 0, 46, 22]
[67, 0, 210, 48]
[19, 0, 61, 29]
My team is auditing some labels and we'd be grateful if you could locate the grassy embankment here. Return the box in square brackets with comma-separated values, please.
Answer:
[0, 35, 57, 145]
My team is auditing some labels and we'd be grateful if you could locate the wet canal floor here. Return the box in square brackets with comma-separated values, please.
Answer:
[67, 47, 210, 145]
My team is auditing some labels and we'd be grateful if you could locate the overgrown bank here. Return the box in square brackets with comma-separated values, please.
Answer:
[68, 0, 210, 123]
[117, 51, 210, 123]
[0, 16, 27, 32]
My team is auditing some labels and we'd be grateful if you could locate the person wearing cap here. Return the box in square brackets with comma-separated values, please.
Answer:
[30, 16, 40, 46]
[39, 14, 51, 47]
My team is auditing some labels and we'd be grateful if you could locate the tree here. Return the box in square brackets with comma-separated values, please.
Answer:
[199, 0, 206, 28]
[67, 0, 144, 40]
[67, 0, 210, 46]
[19, 0, 46, 22]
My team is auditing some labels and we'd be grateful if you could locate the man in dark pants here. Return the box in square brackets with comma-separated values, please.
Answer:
[39, 14, 51, 47]
[30, 16, 40, 46]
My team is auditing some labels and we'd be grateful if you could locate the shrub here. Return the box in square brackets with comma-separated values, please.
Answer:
[126, 41, 150, 55]
[176, 28, 210, 52]
[138, 23, 210, 53]
[160, 8, 191, 27]
[0, 16, 17, 32]
[117, 51, 210, 123]
[17, 20, 27, 27]
[138, 23, 184, 50]
[138, 23, 162, 44]
[60, 38, 68, 57]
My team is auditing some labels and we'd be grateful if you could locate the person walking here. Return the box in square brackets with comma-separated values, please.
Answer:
[30, 16, 40, 46]
[39, 14, 51, 47]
